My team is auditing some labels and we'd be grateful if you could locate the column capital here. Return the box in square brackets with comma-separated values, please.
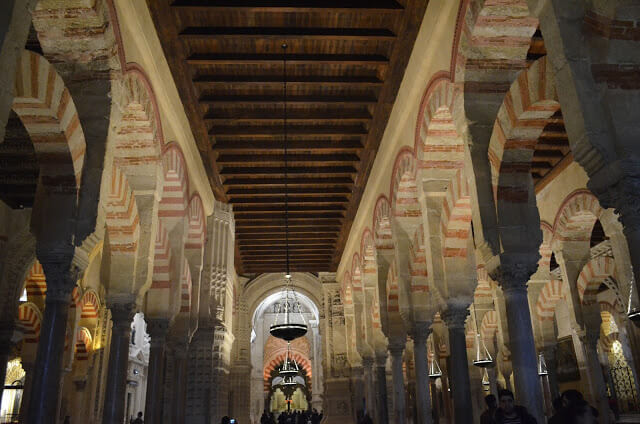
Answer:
[108, 302, 136, 329]
[146, 318, 170, 347]
[388, 339, 405, 358]
[441, 306, 469, 330]
[410, 321, 432, 344]
[37, 246, 79, 302]
[590, 174, 640, 232]
[491, 256, 539, 292]
[374, 351, 387, 367]
[362, 355, 374, 368]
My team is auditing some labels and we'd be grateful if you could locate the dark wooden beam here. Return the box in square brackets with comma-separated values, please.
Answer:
[224, 177, 353, 186]
[180, 27, 396, 40]
[229, 195, 349, 204]
[171, 0, 405, 12]
[195, 76, 383, 87]
[214, 140, 363, 152]
[227, 187, 351, 196]
[210, 125, 368, 136]
[217, 154, 360, 165]
[187, 53, 389, 66]
[200, 96, 378, 106]
[220, 166, 357, 176]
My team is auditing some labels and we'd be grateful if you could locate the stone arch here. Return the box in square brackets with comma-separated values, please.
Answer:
[70, 286, 82, 310]
[351, 254, 363, 294]
[390, 148, 420, 221]
[360, 229, 376, 283]
[80, 289, 100, 320]
[24, 260, 46, 303]
[159, 144, 189, 224]
[373, 195, 393, 251]
[552, 190, 604, 245]
[535, 279, 565, 322]
[480, 310, 498, 343]
[441, 188, 472, 259]
[13, 50, 86, 191]
[263, 336, 312, 386]
[17, 302, 42, 344]
[577, 256, 616, 305]
[538, 222, 554, 275]
[74, 326, 92, 361]
[489, 56, 559, 205]
[186, 194, 206, 251]
[341, 271, 354, 308]
[386, 261, 399, 314]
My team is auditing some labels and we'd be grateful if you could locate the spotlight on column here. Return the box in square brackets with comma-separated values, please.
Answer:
[472, 333, 494, 368]
[537, 352, 548, 376]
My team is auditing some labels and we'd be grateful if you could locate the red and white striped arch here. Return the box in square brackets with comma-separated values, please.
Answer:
[474, 266, 493, 300]
[13, 50, 86, 190]
[105, 165, 140, 254]
[386, 261, 399, 313]
[390, 149, 421, 220]
[373, 195, 394, 251]
[360, 229, 377, 280]
[159, 144, 189, 222]
[24, 260, 46, 301]
[17, 302, 42, 344]
[453, 0, 538, 88]
[180, 257, 192, 313]
[351, 254, 363, 295]
[441, 184, 472, 259]
[552, 190, 604, 245]
[151, 220, 172, 291]
[577, 256, 616, 305]
[70, 286, 82, 309]
[75, 327, 92, 361]
[341, 272, 353, 308]
[487, 56, 560, 205]
[81, 289, 100, 320]
[480, 310, 498, 342]
[186, 195, 206, 250]
[535, 279, 565, 321]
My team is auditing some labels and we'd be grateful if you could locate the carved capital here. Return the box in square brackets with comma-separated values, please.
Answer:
[146, 318, 170, 347]
[593, 175, 640, 233]
[442, 306, 469, 330]
[388, 339, 405, 358]
[37, 244, 79, 302]
[410, 321, 432, 344]
[491, 256, 539, 292]
[108, 302, 136, 330]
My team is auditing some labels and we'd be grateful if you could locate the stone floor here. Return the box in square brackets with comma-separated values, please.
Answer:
[618, 414, 640, 423]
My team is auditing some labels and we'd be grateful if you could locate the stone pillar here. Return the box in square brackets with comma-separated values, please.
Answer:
[411, 322, 433, 424]
[25, 260, 76, 424]
[442, 308, 473, 424]
[493, 262, 544, 423]
[18, 361, 34, 423]
[375, 353, 389, 424]
[102, 302, 135, 424]
[362, 356, 376, 418]
[144, 318, 169, 423]
[389, 341, 407, 424]
[186, 328, 214, 424]
[581, 332, 611, 424]
[543, 345, 560, 401]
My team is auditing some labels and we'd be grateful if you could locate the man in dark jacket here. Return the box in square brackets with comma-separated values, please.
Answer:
[481, 394, 498, 424]
[493, 389, 537, 424]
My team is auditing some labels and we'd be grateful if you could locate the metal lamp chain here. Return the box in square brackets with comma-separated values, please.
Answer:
[283, 43, 290, 278]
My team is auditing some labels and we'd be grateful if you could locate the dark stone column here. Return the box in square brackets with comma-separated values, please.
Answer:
[0, 321, 14, 404]
[375, 353, 389, 424]
[442, 307, 473, 424]
[144, 318, 169, 423]
[172, 346, 188, 424]
[411, 322, 433, 424]
[25, 259, 76, 424]
[389, 341, 407, 424]
[493, 260, 544, 423]
[102, 302, 135, 424]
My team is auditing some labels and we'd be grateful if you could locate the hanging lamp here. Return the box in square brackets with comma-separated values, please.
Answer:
[481, 368, 490, 390]
[537, 352, 548, 376]
[627, 268, 640, 326]
[279, 342, 300, 377]
[428, 338, 442, 379]
[472, 305, 494, 368]
[269, 43, 308, 342]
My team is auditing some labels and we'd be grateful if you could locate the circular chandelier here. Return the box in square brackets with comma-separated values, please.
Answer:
[472, 305, 494, 368]
[269, 43, 308, 342]
[627, 269, 640, 326]
[279, 342, 301, 377]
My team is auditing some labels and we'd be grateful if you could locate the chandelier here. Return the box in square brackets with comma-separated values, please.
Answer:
[627, 268, 640, 326]
[269, 43, 308, 342]
[472, 305, 494, 368]
[428, 338, 442, 379]
[279, 342, 301, 377]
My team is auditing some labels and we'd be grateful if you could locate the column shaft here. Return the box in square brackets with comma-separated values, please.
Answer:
[448, 326, 473, 423]
[26, 295, 71, 423]
[375, 358, 389, 424]
[412, 324, 433, 424]
[173, 349, 188, 424]
[583, 337, 611, 424]
[390, 346, 407, 424]
[363, 357, 376, 418]
[145, 319, 169, 423]
[0, 323, 12, 405]
[102, 303, 135, 424]
[503, 286, 544, 422]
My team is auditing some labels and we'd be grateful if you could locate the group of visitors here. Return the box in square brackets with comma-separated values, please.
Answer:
[260, 409, 323, 424]
[481, 389, 598, 424]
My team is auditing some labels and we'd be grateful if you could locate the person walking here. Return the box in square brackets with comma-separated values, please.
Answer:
[493, 389, 537, 424]
[132, 412, 144, 424]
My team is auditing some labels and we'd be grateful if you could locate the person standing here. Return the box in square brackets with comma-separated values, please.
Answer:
[493, 390, 537, 424]
[481, 394, 498, 424]
[132, 412, 144, 424]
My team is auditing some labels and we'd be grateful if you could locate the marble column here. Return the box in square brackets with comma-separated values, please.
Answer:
[102, 302, 135, 424]
[362, 356, 376, 418]
[494, 262, 544, 423]
[389, 341, 407, 424]
[375, 353, 389, 424]
[26, 264, 75, 424]
[144, 318, 169, 423]
[581, 332, 611, 424]
[442, 308, 473, 424]
[411, 322, 433, 424]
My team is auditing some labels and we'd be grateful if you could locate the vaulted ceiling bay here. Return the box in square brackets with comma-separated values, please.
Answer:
[147, 0, 428, 273]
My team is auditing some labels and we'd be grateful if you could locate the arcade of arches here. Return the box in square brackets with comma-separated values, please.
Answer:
[1, 1, 640, 423]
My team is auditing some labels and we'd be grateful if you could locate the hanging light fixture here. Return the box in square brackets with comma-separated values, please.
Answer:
[279, 342, 300, 377]
[537, 352, 548, 376]
[481, 368, 490, 390]
[428, 338, 442, 380]
[627, 268, 640, 326]
[269, 43, 308, 342]
[472, 305, 494, 368]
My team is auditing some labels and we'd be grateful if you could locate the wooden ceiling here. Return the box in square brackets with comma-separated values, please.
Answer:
[148, 0, 428, 273]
